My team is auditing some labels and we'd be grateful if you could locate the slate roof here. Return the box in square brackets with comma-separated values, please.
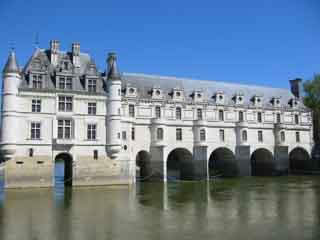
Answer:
[122, 73, 296, 107]
[3, 51, 20, 74]
[12, 44, 303, 109]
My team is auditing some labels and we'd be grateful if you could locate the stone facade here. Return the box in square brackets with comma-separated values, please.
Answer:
[0, 40, 314, 188]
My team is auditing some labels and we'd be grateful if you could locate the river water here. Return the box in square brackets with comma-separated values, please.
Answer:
[0, 163, 320, 240]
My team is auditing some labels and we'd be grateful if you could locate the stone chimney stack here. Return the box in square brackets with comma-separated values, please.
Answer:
[72, 42, 80, 68]
[50, 40, 60, 66]
[289, 78, 303, 98]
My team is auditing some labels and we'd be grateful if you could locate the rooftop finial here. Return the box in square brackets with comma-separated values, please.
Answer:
[34, 32, 39, 49]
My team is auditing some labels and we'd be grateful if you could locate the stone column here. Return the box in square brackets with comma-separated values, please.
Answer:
[236, 145, 251, 176]
[274, 146, 289, 174]
[193, 146, 208, 180]
[150, 146, 166, 181]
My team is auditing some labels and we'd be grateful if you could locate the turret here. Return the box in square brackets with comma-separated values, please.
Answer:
[106, 52, 122, 159]
[0, 50, 21, 160]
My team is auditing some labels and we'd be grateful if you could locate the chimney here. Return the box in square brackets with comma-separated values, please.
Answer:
[289, 78, 303, 98]
[50, 40, 60, 66]
[72, 42, 80, 68]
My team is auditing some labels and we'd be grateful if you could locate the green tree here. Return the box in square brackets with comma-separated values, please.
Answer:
[303, 74, 320, 143]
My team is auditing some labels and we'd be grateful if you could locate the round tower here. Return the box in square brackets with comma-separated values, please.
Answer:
[0, 50, 21, 160]
[106, 53, 122, 159]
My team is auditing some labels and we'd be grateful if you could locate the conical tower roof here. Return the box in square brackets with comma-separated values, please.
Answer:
[3, 50, 19, 74]
[107, 52, 121, 80]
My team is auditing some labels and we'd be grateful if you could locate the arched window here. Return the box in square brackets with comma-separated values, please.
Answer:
[219, 110, 224, 121]
[239, 111, 244, 122]
[280, 131, 285, 142]
[155, 106, 161, 119]
[200, 129, 206, 141]
[176, 107, 182, 120]
[157, 128, 163, 140]
[242, 130, 247, 141]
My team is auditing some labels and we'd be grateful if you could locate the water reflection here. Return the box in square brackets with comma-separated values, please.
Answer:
[0, 176, 320, 239]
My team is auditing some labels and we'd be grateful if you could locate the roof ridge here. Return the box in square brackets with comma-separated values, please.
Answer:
[123, 72, 290, 91]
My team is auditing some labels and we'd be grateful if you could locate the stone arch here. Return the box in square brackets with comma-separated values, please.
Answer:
[289, 147, 310, 172]
[251, 148, 275, 176]
[136, 150, 152, 181]
[166, 148, 194, 181]
[54, 152, 73, 186]
[209, 147, 238, 177]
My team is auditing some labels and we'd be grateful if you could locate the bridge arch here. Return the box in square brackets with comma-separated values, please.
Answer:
[136, 150, 152, 181]
[251, 148, 275, 176]
[166, 148, 194, 181]
[54, 152, 73, 186]
[289, 147, 310, 172]
[208, 147, 238, 177]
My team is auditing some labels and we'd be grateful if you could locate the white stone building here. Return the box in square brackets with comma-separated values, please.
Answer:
[0, 40, 314, 188]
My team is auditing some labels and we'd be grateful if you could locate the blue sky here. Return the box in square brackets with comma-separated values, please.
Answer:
[0, 0, 319, 89]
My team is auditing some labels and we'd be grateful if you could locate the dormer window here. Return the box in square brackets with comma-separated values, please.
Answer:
[191, 90, 204, 102]
[151, 87, 163, 99]
[172, 88, 184, 101]
[252, 95, 263, 107]
[126, 86, 137, 98]
[214, 91, 225, 105]
[59, 76, 72, 90]
[64, 62, 68, 70]
[289, 98, 299, 108]
[233, 93, 244, 105]
[271, 97, 281, 108]
[32, 74, 43, 89]
[88, 79, 97, 92]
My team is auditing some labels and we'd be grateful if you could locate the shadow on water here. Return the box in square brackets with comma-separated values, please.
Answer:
[1, 175, 320, 239]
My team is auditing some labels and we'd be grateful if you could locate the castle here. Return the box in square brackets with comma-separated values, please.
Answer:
[0, 40, 314, 188]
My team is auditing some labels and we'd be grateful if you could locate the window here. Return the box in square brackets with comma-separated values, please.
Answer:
[219, 110, 224, 121]
[122, 131, 127, 140]
[59, 76, 72, 90]
[176, 107, 182, 120]
[295, 114, 299, 124]
[32, 75, 42, 89]
[129, 104, 135, 117]
[32, 99, 41, 112]
[280, 131, 285, 142]
[29, 148, 34, 157]
[197, 109, 203, 120]
[296, 132, 300, 143]
[239, 111, 244, 122]
[157, 128, 163, 140]
[88, 79, 97, 93]
[258, 130, 263, 142]
[242, 130, 247, 141]
[58, 96, 73, 112]
[93, 150, 98, 160]
[31, 122, 41, 139]
[131, 127, 135, 141]
[257, 112, 262, 123]
[88, 102, 97, 115]
[155, 106, 161, 119]
[276, 113, 281, 123]
[176, 128, 182, 141]
[87, 124, 96, 140]
[117, 132, 120, 139]
[200, 129, 206, 141]
[58, 119, 72, 139]
[219, 129, 225, 142]
[64, 61, 69, 70]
